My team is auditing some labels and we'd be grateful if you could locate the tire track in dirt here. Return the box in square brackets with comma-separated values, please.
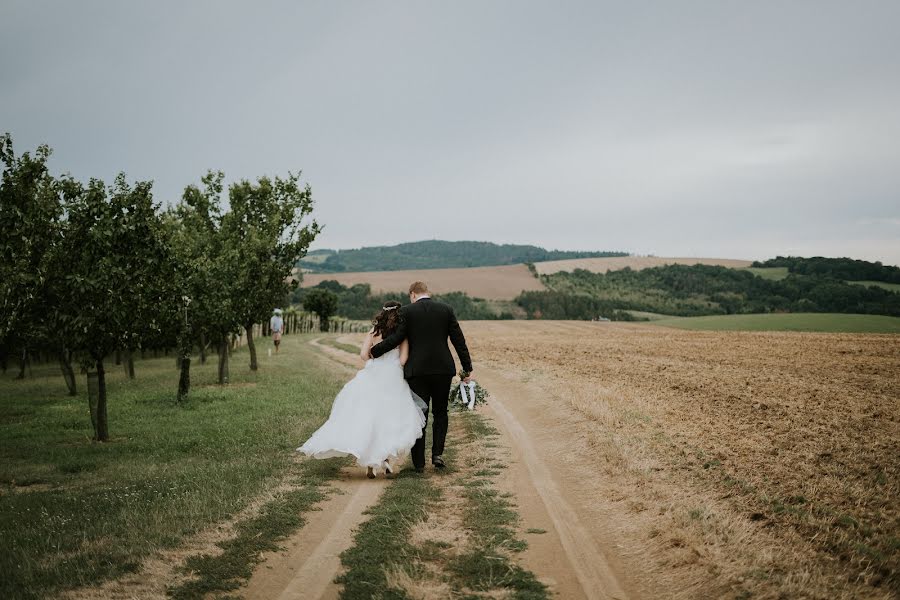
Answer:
[242, 474, 388, 600]
[241, 338, 387, 600]
[320, 332, 636, 598]
[479, 368, 635, 600]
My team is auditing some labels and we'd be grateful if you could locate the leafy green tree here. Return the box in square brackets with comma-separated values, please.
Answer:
[168, 171, 237, 389]
[223, 173, 320, 370]
[0, 135, 65, 378]
[303, 289, 338, 331]
[169, 170, 320, 385]
[58, 174, 176, 441]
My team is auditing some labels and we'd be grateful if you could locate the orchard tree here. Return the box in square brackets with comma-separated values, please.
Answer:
[0, 134, 69, 383]
[223, 173, 320, 370]
[168, 171, 242, 388]
[303, 288, 338, 331]
[169, 169, 319, 385]
[59, 174, 175, 441]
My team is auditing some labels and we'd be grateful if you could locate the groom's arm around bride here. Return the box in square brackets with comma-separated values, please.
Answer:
[369, 281, 473, 471]
[369, 283, 473, 379]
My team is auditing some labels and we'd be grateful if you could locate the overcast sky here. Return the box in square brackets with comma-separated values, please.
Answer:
[3, 1, 899, 264]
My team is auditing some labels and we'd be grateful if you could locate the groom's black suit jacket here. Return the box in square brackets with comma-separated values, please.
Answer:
[370, 297, 472, 379]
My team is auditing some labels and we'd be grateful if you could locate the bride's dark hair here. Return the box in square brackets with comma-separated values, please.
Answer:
[372, 301, 403, 337]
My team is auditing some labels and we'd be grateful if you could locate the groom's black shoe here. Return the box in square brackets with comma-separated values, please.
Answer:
[414, 466, 425, 474]
[432, 456, 446, 470]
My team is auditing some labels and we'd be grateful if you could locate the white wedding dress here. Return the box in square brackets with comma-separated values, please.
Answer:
[298, 348, 426, 470]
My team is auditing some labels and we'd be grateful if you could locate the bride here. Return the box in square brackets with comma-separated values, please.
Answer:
[298, 301, 426, 478]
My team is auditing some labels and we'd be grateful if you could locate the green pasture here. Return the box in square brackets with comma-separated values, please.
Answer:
[742, 266, 790, 280]
[847, 280, 900, 293]
[0, 334, 345, 599]
[623, 310, 670, 321]
[649, 312, 900, 333]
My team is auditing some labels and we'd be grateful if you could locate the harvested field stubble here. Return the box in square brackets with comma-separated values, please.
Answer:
[533, 256, 753, 274]
[467, 321, 900, 599]
[301, 263, 545, 300]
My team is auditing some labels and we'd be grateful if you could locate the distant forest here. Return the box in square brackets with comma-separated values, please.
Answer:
[519, 262, 900, 320]
[291, 280, 513, 321]
[299, 240, 627, 272]
[752, 256, 900, 283]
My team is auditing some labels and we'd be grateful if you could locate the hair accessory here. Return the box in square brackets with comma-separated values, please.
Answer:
[382, 305, 399, 311]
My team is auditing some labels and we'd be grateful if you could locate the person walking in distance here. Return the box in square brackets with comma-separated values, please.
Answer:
[270, 308, 284, 354]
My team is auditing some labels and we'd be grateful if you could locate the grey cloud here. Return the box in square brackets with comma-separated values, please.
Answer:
[2, 0, 898, 264]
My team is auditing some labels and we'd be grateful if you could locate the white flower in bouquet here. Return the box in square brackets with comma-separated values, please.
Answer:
[449, 369, 489, 411]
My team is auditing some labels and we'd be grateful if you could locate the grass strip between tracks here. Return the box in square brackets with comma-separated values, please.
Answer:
[336, 410, 548, 599]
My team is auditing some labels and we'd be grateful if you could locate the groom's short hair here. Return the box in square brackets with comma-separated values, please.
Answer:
[409, 281, 429, 295]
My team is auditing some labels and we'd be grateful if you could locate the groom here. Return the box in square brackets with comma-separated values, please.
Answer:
[370, 281, 473, 473]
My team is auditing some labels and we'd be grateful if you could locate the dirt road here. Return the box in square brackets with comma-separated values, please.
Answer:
[242, 338, 385, 600]
[242, 473, 388, 600]
[243, 335, 638, 599]
[481, 372, 636, 599]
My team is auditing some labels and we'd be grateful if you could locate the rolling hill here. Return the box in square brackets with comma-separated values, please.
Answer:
[534, 256, 753, 274]
[300, 263, 546, 300]
[299, 240, 626, 273]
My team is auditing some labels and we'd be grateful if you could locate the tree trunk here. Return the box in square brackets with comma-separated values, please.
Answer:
[199, 333, 207, 365]
[115, 349, 121, 365]
[124, 349, 135, 379]
[95, 358, 109, 442]
[246, 323, 258, 371]
[59, 350, 77, 396]
[16, 348, 29, 379]
[177, 356, 191, 402]
[217, 339, 229, 384]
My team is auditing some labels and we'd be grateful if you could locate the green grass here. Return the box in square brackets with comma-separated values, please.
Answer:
[450, 413, 546, 598]
[336, 469, 442, 599]
[0, 335, 346, 600]
[847, 280, 900, 293]
[337, 410, 547, 598]
[650, 312, 900, 333]
[320, 336, 363, 355]
[743, 267, 790, 280]
[168, 459, 344, 599]
[623, 310, 670, 321]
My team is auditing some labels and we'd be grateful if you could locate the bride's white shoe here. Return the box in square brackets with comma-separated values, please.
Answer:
[383, 460, 394, 476]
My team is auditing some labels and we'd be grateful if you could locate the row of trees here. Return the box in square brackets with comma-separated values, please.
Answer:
[520, 264, 900, 320]
[292, 280, 515, 320]
[752, 256, 900, 284]
[299, 240, 627, 273]
[1, 135, 320, 440]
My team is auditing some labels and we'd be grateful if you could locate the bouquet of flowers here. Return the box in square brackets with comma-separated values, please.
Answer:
[449, 369, 489, 411]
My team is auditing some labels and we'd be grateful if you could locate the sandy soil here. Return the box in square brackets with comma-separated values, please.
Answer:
[466, 320, 899, 599]
[533, 256, 752, 274]
[300, 263, 546, 300]
[483, 384, 634, 599]
[239, 338, 392, 600]
[241, 473, 388, 600]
